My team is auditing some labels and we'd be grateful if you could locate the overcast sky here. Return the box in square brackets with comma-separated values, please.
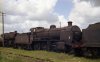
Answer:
[0, 0, 100, 33]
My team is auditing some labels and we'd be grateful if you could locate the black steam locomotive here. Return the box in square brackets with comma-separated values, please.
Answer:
[0, 21, 100, 56]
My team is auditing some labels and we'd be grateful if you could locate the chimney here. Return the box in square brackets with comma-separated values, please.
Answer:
[68, 21, 72, 26]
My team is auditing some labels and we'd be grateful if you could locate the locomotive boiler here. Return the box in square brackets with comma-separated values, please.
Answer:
[30, 25, 61, 51]
[49, 25, 61, 40]
[48, 25, 61, 51]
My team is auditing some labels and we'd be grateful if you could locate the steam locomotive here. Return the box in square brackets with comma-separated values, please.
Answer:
[0, 21, 100, 56]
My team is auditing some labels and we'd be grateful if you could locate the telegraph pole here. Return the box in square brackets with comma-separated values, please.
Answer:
[0, 12, 5, 35]
[0, 12, 5, 47]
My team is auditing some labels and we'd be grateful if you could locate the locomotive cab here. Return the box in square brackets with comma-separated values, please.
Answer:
[2, 31, 17, 47]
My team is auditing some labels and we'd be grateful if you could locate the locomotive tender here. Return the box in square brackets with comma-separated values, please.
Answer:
[0, 21, 100, 56]
[82, 22, 100, 56]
